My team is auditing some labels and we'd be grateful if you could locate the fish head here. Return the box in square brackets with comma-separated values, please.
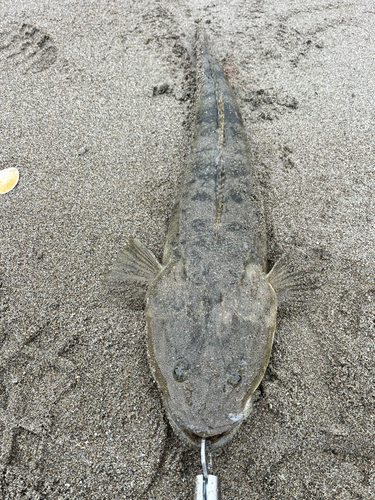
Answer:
[146, 261, 277, 448]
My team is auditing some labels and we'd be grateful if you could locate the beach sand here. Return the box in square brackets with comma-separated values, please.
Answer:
[0, 0, 374, 498]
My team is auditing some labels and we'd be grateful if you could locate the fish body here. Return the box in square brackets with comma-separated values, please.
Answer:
[111, 40, 289, 448]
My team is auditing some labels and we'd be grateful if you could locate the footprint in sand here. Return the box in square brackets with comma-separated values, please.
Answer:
[0, 22, 57, 74]
[0, 330, 76, 467]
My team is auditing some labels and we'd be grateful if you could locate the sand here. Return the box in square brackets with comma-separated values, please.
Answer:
[0, 0, 374, 498]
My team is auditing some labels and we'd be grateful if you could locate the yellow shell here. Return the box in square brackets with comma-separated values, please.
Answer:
[0, 167, 19, 194]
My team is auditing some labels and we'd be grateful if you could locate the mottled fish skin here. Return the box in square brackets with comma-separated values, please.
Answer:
[145, 41, 278, 449]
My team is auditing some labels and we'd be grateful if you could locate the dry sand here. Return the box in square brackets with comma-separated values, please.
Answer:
[0, 0, 374, 498]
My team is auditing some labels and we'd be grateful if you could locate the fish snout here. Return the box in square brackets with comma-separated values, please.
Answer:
[172, 413, 244, 448]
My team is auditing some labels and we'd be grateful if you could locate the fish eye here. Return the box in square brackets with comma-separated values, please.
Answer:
[226, 363, 242, 386]
[173, 359, 190, 382]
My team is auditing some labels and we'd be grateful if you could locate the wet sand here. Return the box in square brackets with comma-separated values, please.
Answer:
[0, 0, 374, 498]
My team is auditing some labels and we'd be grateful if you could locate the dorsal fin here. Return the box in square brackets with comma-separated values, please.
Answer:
[108, 238, 162, 285]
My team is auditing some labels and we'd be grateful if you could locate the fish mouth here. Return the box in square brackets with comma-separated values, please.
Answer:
[181, 427, 233, 447]
[169, 415, 244, 449]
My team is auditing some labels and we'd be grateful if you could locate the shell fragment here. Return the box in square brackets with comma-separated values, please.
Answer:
[0, 167, 19, 194]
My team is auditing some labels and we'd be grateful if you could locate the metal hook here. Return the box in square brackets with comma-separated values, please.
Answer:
[195, 439, 221, 500]
[201, 439, 208, 499]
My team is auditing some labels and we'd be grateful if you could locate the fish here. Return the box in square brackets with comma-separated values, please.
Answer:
[110, 35, 293, 449]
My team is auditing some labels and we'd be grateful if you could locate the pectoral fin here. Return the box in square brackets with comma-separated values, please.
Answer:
[266, 247, 325, 302]
[107, 239, 162, 305]
[266, 256, 297, 296]
[109, 238, 162, 284]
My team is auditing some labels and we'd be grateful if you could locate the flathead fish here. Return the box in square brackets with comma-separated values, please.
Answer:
[110, 38, 292, 448]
